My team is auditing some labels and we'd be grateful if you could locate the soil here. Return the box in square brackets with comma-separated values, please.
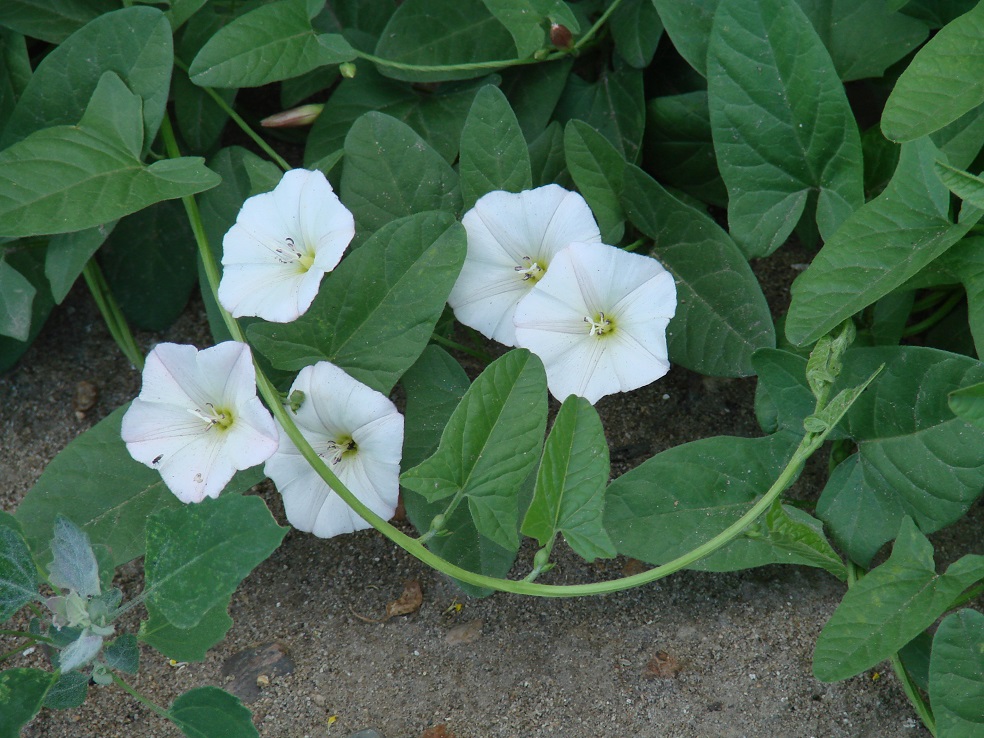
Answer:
[3, 241, 974, 738]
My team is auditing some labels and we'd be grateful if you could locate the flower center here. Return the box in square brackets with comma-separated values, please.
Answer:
[514, 256, 545, 283]
[584, 312, 614, 337]
[321, 436, 357, 465]
[188, 403, 234, 431]
[273, 237, 314, 271]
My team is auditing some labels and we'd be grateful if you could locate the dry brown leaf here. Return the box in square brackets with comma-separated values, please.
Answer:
[421, 724, 453, 738]
[445, 619, 483, 645]
[644, 650, 682, 679]
[351, 579, 423, 623]
[621, 558, 647, 576]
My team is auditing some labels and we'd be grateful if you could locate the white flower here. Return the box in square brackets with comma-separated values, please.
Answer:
[121, 342, 279, 503]
[264, 362, 404, 538]
[218, 168, 354, 323]
[514, 242, 677, 404]
[447, 185, 602, 346]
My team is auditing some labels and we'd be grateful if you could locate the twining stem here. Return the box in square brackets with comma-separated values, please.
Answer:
[846, 562, 937, 737]
[903, 290, 963, 337]
[163, 113, 854, 597]
[111, 673, 172, 721]
[172, 58, 291, 173]
[82, 259, 144, 370]
[428, 333, 494, 363]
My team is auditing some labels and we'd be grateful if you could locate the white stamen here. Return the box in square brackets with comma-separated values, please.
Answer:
[584, 312, 612, 337]
[514, 256, 545, 282]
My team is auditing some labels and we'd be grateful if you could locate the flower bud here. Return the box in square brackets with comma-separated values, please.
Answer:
[550, 23, 573, 49]
[340, 61, 357, 79]
[260, 104, 324, 128]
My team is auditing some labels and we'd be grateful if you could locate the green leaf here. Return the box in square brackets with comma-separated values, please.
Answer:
[44, 223, 117, 304]
[373, 0, 516, 83]
[172, 71, 235, 153]
[936, 160, 984, 210]
[42, 671, 88, 710]
[605, 433, 810, 572]
[564, 120, 626, 244]
[0, 669, 54, 735]
[99, 200, 197, 331]
[882, 1, 984, 142]
[949, 381, 984, 429]
[0, 259, 34, 341]
[189, 0, 355, 88]
[341, 112, 461, 236]
[14, 405, 267, 568]
[642, 91, 726, 207]
[48, 516, 100, 597]
[609, 0, 663, 68]
[521, 396, 614, 561]
[0, 74, 220, 238]
[816, 347, 984, 566]
[528, 121, 569, 188]
[248, 211, 465, 394]
[168, 686, 259, 738]
[930, 609, 984, 738]
[752, 349, 817, 436]
[555, 62, 645, 163]
[104, 634, 139, 674]
[707, 0, 863, 257]
[621, 165, 775, 377]
[0, 246, 54, 372]
[797, 0, 928, 82]
[305, 66, 481, 166]
[785, 138, 980, 346]
[499, 59, 572, 141]
[401, 349, 547, 551]
[459, 85, 532, 211]
[931, 104, 984, 170]
[0, 0, 115, 44]
[760, 502, 846, 580]
[145, 496, 286, 629]
[813, 518, 984, 682]
[0, 522, 37, 621]
[481, 0, 577, 58]
[0, 29, 31, 134]
[399, 346, 518, 597]
[400, 345, 470, 470]
[1, 6, 172, 153]
[652, 0, 717, 76]
[139, 601, 233, 663]
[15, 405, 181, 567]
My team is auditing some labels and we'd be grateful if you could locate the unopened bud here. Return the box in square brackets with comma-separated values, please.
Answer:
[260, 104, 324, 128]
[340, 61, 357, 79]
[550, 23, 573, 49]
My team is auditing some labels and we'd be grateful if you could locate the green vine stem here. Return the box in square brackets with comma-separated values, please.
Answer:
[846, 562, 938, 737]
[82, 259, 144, 370]
[903, 290, 963, 337]
[111, 673, 172, 721]
[172, 58, 291, 173]
[163, 113, 865, 597]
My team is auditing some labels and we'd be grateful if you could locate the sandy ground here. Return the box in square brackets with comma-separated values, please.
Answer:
[3, 251, 971, 737]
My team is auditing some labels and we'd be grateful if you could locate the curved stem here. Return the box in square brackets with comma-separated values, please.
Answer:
[164, 114, 833, 596]
[82, 259, 144, 370]
[111, 673, 171, 721]
[573, 0, 625, 50]
[172, 58, 291, 173]
[903, 291, 963, 337]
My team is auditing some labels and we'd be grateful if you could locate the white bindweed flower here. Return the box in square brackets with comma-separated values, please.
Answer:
[264, 362, 404, 538]
[219, 168, 354, 323]
[514, 242, 677, 404]
[121, 342, 280, 503]
[447, 185, 602, 346]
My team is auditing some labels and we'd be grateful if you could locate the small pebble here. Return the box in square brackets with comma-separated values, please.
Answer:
[73, 379, 99, 418]
[446, 619, 483, 645]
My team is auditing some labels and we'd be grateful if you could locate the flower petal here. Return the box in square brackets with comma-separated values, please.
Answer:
[264, 362, 404, 538]
[448, 185, 601, 346]
[219, 169, 354, 323]
[122, 342, 279, 502]
[514, 243, 677, 403]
